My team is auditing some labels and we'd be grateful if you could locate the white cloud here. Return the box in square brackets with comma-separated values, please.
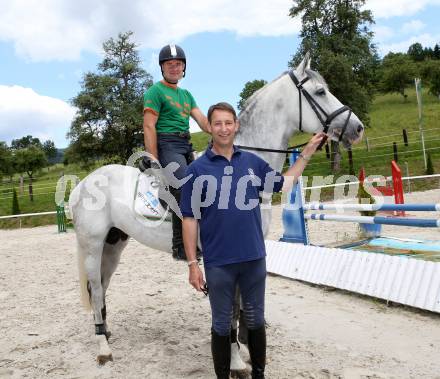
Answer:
[378, 33, 440, 55]
[0, 86, 76, 148]
[367, 0, 440, 18]
[401, 20, 426, 35]
[373, 25, 395, 42]
[0, 0, 301, 62]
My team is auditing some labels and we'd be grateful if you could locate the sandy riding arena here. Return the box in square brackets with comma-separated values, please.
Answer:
[2, 190, 440, 378]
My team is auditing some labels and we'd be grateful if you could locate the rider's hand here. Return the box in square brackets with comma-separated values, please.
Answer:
[189, 264, 205, 292]
[139, 156, 161, 172]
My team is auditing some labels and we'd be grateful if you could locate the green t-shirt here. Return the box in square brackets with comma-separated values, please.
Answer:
[143, 81, 197, 133]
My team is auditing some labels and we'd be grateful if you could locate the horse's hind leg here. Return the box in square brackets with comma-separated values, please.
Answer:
[77, 235, 112, 364]
[100, 228, 129, 339]
[230, 286, 247, 372]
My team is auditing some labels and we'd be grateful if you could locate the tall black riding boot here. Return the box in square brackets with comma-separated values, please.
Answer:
[169, 188, 186, 260]
[211, 328, 231, 379]
[248, 325, 266, 379]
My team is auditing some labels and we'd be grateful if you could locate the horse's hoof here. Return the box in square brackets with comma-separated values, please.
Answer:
[230, 369, 250, 379]
[97, 353, 113, 365]
[95, 334, 112, 365]
[105, 330, 112, 340]
[230, 343, 247, 371]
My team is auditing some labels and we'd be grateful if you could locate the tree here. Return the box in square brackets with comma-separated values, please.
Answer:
[237, 80, 268, 111]
[424, 47, 434, 60]
[68, 31, 153, 164]
[12, 188, 20, 215]
[0, 142, 14, 181]
[434, 44, 440, 60]
[407, 42, 425, 61]
[42, 140, 57, 162]
[379, 53, 416, 100]
[419, 60, 440, 99]
[13, 146, 47, 201]
[288, 0, 378, 127]
[11, 135, 42, 149]
[428, 65, 440, 99]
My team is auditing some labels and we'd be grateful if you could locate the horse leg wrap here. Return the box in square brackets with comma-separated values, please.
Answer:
[95, 323, 106, 336]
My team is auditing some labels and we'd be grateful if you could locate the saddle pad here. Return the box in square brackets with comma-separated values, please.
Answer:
[133, 173, 169, 221]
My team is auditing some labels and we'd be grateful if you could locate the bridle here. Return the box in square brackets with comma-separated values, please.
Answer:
[237, 70, 353, 154]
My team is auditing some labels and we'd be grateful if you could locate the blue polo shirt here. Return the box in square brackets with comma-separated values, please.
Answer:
[180, 146, 284, 268]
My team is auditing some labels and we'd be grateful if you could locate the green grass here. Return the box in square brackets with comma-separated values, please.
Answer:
[0, 163, 91, 229]
[2, 87, 439, 229]
[300, 87, 440, 180]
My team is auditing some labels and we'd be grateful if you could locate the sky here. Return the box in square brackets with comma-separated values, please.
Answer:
[0, 0, 439, 149]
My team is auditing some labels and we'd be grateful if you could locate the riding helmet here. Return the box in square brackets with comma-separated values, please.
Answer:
[158, 44, 186, 77]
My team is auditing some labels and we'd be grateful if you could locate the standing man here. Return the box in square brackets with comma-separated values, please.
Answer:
[181, 102, 325, 378]
[143, 44, 209, 260]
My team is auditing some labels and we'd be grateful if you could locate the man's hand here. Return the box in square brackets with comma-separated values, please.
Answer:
[301, 132, 327, 157]
[189, 264, 205, 292]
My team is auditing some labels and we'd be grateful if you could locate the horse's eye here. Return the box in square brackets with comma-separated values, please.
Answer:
[316, 88, 326, 96]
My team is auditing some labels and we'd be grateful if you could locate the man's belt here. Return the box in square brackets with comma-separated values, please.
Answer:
[157, 131, 191, 139]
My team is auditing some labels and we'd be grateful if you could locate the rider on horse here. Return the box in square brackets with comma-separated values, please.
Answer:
[142, 44, 209, 260]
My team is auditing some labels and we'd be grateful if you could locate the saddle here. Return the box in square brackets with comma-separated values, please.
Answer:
[133, 171, 171, 221]
[134, 155, 197, 222]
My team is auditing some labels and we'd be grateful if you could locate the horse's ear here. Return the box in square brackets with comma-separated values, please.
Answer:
[296, 52, 311, 76]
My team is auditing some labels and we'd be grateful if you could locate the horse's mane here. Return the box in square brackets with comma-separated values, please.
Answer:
[237, 67, 328, 132]
[238, 71, 288, 125]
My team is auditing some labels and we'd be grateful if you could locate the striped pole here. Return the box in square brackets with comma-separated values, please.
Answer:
[304, 203, 440, 212]
[305, 213, 440, 228]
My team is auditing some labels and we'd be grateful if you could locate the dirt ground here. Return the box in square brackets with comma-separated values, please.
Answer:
[1, 190, 440, 378]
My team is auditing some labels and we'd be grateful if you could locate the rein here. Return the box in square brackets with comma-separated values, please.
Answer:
[237, 70, 352, 155]
[236, 142, 307, 155]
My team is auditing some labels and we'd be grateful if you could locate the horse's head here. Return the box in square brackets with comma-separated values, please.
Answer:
[292, 53, 364, 148]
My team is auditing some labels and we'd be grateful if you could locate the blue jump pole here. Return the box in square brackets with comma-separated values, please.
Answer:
[305, 213, 440, 228]
[304, 203, 440, 212]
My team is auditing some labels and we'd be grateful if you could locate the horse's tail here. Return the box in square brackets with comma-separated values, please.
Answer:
[77, 242, 92, 311]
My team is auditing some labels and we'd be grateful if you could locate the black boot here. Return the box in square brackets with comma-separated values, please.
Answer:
[211, 328, 231, 379]
[170, 188, 186, 260]
[248, 326, 266, 379]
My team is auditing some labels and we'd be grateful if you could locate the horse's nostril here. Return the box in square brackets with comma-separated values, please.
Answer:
[357, 125, 364, 133]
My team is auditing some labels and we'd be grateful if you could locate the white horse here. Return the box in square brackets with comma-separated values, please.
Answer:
[69, 54, 364, 368]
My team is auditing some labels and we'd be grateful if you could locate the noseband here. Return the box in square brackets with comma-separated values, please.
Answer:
[237, 70, 352, 154]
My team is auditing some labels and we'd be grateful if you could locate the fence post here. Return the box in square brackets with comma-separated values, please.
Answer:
[56, 205, 67, 233]
[403, 129, 408, 147]
[325, 143, 330, 159]
[393, 142, 398, 162]
[365, 137, 370, 152]
[348, 148, 354, 175]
